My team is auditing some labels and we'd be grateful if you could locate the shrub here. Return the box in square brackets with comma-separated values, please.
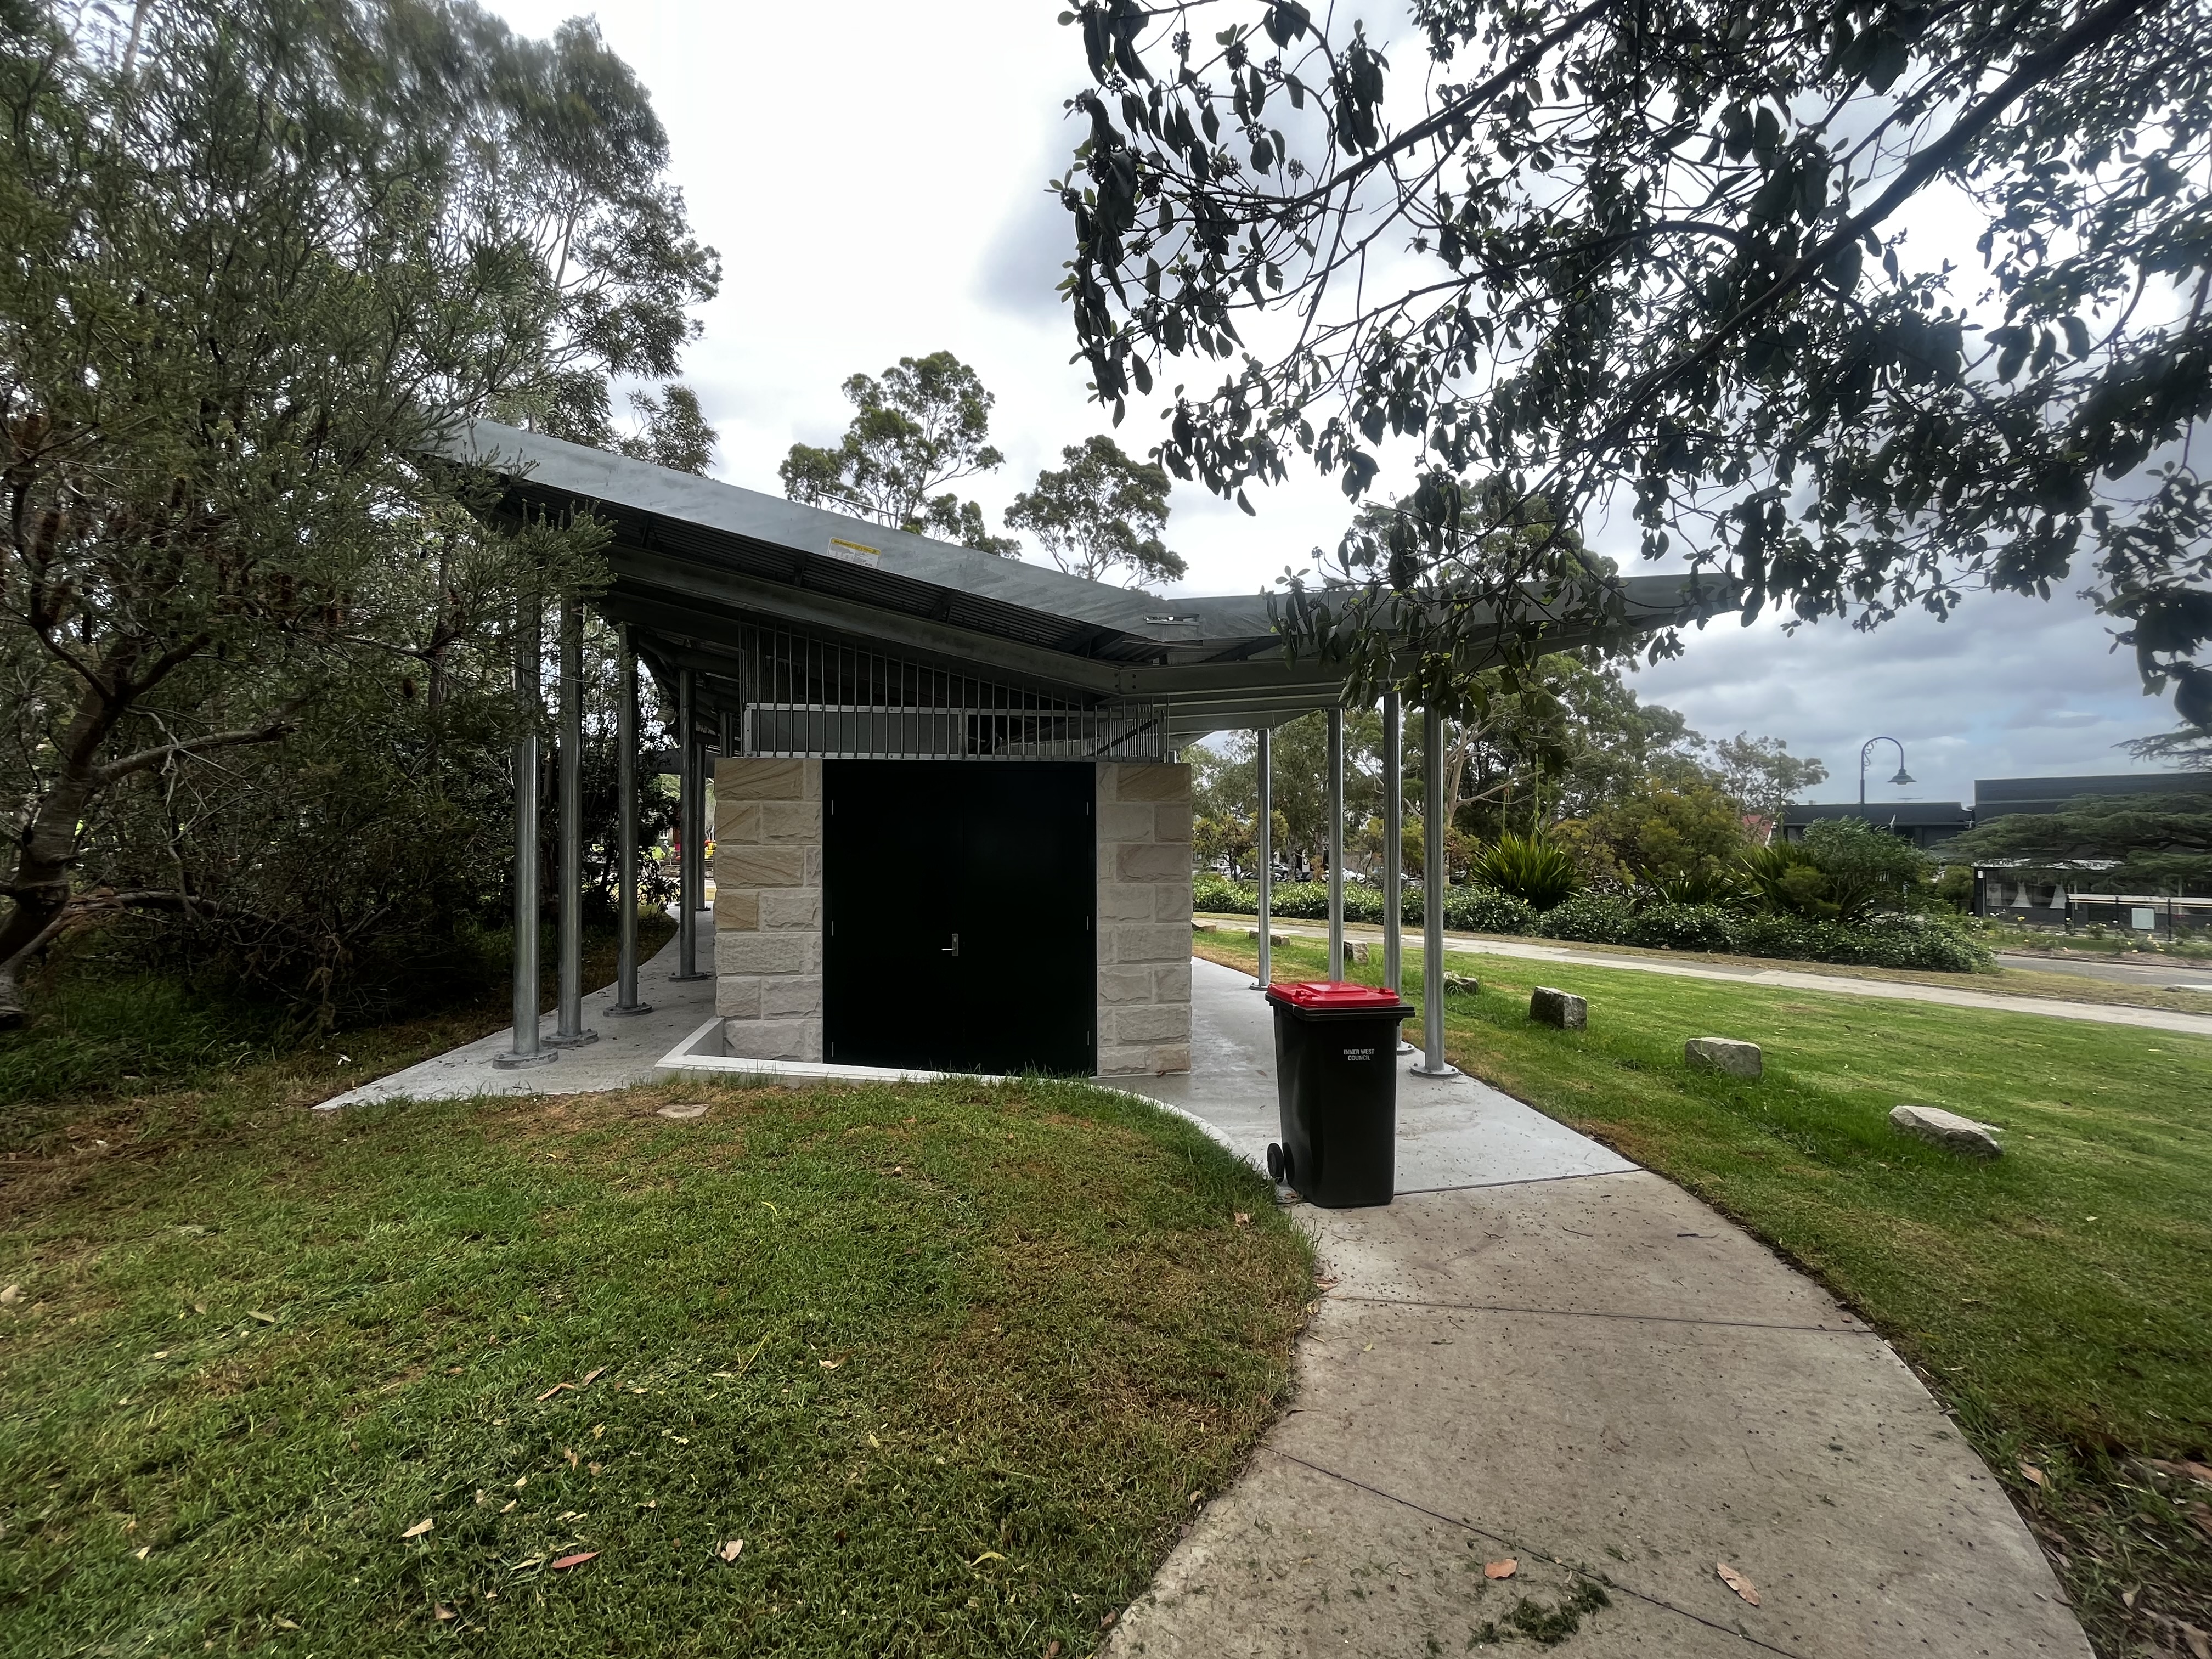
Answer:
[1737, 912, 1993, 973]
[1442, 888, 1539, 935]
[1626, 903, 1741, 952]
[1471, 832, 1585, 910]
[1538, 891, 1638, 944]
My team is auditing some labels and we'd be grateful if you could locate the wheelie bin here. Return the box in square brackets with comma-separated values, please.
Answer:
[1263, 980, 1413, 1207]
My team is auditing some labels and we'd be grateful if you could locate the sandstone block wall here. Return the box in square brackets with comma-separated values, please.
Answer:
[1096, 761, 1194, 1076]
[713, 758, 823, 1060]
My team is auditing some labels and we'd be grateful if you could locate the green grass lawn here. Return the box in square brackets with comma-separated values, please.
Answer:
[0, 1073, 1309, 1657]
[1197, 929, 2212, 1659]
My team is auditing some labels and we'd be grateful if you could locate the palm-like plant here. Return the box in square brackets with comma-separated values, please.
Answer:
[1470, 832, 1584, 911]
[1739, 842, 1883, 924]
[1636, 864, 1747, 909]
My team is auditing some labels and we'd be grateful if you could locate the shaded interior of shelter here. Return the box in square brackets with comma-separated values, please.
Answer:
[451, 420, 1732, 1079]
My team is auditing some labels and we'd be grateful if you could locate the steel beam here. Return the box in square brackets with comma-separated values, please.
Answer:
[1327, 704, 1345, 979]
[494, 593, 555, 1070]
[1252, 727, 1272, 991]
[672, 666, 709, 981]
[607, 623, 651, 1016]
[1413, 703, 1456, 1077]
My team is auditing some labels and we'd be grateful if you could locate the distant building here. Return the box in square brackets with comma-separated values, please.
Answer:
[1780, 800, 1970, 851]
[1782, 770, 2208, 933]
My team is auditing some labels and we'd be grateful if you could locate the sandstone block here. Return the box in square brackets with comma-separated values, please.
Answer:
[759, 800, 821, 844]
[1685, 1036, 1763, 1080]
[1098, 801, 1157, 842]
[1099, 965, 1155, 1005]
[1443, 973, 1480, 996]
[1117, 842, 1189, 883]
[1529, 986, 1587, 1030]
[1153, 882, 1193, 922]
[1153, 803, 1194, 843]
[713, 888, 759, 932]
[721, 845, 805, 888]
[1095, 1043, 1154, 1076]
[1098, 881, 1159, 922]
[761, 975, 823, 1019]
[716, 932, 815, 977]
[1111, 763, 1192, 803]
[1145, 1042, 1191, 1076]
[714, 975, 761, 1019]
[1113, 1003, 1191, 1044]
[715, 800, 761, 843]
[757, 887, 820, 930]
[722, 1017, 820, 1062]
[716, 758, 804, 800]
[1890, 1103, 2004, 1159]
[1113, 923, 1192, 963]
[1151, 961, 1192, 1005]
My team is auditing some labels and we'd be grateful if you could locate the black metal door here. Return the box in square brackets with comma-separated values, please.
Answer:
[823, 760, 1096, 1075]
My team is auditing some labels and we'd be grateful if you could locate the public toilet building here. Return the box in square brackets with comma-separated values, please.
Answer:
[459, 422, 1723, 1080]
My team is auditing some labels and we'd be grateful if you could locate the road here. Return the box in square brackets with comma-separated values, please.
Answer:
[1995, 950, 2212, 991]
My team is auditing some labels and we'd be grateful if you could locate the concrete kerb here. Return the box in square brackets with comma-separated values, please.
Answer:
[653, 1017, 1259, 1169]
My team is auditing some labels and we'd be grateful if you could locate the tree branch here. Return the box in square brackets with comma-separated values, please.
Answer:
[94, 709, 302, 786]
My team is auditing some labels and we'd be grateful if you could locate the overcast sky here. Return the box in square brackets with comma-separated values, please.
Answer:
[488, 0, 2187, 807]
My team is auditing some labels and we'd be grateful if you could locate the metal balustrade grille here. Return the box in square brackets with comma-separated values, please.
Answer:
[735, 624, 1170, 761]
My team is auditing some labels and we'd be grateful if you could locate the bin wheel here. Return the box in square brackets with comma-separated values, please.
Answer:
[1266, 1142, 1285, 1183]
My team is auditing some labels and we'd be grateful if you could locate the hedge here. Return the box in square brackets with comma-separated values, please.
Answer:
[1192, 874, 1992, 973]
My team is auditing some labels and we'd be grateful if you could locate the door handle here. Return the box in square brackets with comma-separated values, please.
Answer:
[941, 932, 960, 956]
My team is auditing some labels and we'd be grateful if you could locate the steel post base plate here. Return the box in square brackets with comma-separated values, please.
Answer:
[1410, 1061, 1459, 1077]
[602, 1001, 654, 1017]
[492, 1049, 558, 1071]
[546, 1028, 599, 1047]
[668, 971, 710, 983]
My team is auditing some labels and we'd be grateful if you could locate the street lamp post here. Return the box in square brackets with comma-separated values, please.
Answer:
[1858, 737, 1914, 805]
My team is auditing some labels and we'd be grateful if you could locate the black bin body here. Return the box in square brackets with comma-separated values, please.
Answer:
[1266, 981, 1414, 1208]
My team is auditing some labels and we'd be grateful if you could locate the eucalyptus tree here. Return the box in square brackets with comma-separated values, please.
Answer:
[780, 352, 1022, 552]
[1007, 434, 1187, 585]
[1054, 0, 2212, 724]
[0, 0, 706, 1029]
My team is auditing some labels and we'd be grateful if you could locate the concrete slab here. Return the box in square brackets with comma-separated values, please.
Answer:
[317, 917, 717, 1109]
[1121, 957, 1638, 1194]
[1102, 957, 2089, 1659]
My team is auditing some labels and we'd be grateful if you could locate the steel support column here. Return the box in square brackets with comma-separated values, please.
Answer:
[1252, 726, 1272, 991]
[494, 593, 555, 1070]
[606, 623, 650, 1016]
[1413, 703, 1456, 1077]
[1383, 690, 1412, 1051]
[673, 667, 709, 981]
[551, 600, 597, 1046]
[1327, 706, 1345, 978]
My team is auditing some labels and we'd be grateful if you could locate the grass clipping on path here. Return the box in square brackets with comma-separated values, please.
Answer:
[1199, 929, 2212, 1659]
[0, 1075, 1310, 1657]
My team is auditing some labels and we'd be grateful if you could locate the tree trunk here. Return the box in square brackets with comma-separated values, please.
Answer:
[0, 670, 129, 1029]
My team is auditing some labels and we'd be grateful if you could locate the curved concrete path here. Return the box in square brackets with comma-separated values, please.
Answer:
[1110, 957, 2089, 1658]
[1216, 916, 2212, 1037]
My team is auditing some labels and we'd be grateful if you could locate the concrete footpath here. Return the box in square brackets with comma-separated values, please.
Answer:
[1109, 958, 2089, 1658]
[318, 920, 716, 1110]
[1223, 916, 2212, 1038]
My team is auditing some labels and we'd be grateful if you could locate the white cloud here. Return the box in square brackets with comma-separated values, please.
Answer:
[488, 0, 2194, 787]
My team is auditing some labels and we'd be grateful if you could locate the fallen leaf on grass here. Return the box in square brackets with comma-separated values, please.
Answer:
[273, 1616, 300, 1629]
[1233, 1212, 1251, 1226]
[970, 1551, 1005, 1567]
[499, 1500, 517, 1514]
[133, 1546, 150, 1561]
[1099, 1610, 1117, 1629]
[719, 1539, 744, 1562]
[1717, 1562, 1759, 1606]
[433, 1606, 455, 1621]
[1046, 1643, 1061, 1658]
[549, 1551, 597, 1571]
[818, 1359, 840, 1370]
[249, 1311, 278, 1324]
[0, 1284, 20, 1307]
[1484, 1559, 1517, 1579]
[400, 1518, 433, 1540]
[564, 1447, 579, 1469]
[2018, 1462, 2047, 1488]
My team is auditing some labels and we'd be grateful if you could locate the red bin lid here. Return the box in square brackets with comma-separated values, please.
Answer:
[1265, 980, 1407, 1011]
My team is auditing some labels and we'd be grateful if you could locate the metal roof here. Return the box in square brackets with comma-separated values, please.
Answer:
[449, 420, 1737, 747]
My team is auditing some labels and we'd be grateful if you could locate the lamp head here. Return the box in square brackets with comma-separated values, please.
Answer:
[1890, 765, 1915, 787]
